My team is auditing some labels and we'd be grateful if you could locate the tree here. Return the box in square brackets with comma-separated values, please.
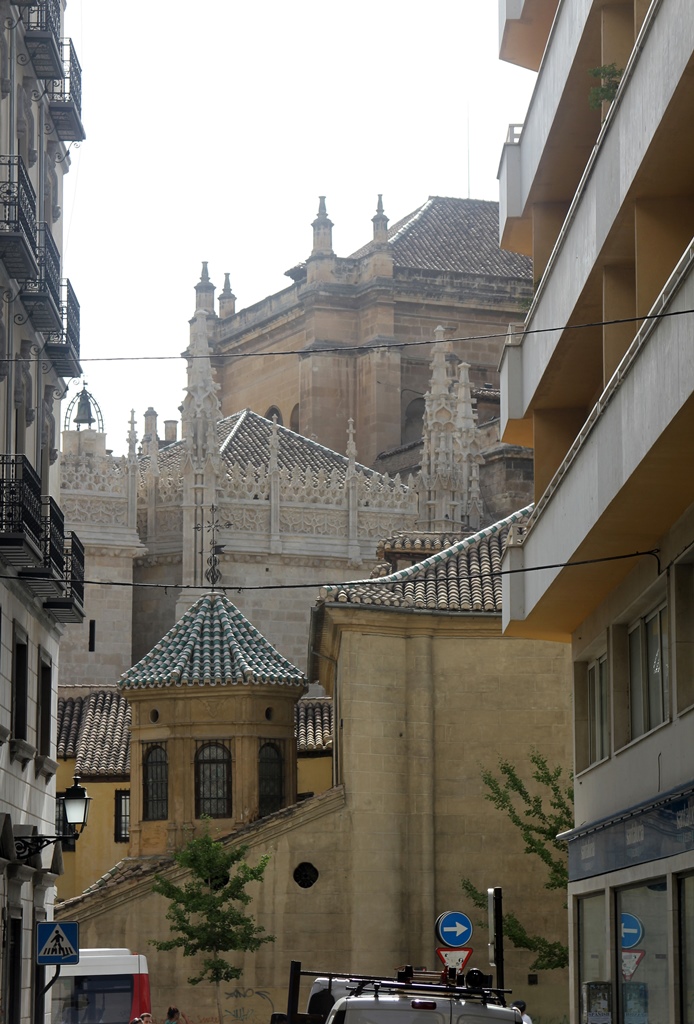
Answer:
[588, 63, 623, 110]
[461, 750, 573, 971]
[151, 827, 274, 1021]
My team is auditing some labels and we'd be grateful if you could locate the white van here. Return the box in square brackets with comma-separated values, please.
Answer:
[287, 963, 521, 1024]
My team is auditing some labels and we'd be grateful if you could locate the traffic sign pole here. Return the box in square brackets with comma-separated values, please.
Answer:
[487, 887, 504, 989]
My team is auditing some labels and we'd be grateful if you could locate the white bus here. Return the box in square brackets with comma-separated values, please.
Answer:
[51, 948, 151, 1024]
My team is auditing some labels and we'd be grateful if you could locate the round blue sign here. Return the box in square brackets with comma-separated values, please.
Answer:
[435, 911, 474, 949]
[621, 912, 643, 949]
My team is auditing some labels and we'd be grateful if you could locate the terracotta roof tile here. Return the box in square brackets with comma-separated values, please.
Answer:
[57, 691, 131, 777]
[119, 592, 307, 691]
[350, 197, 532, 279]
[319, 507, 532, 611]
[295, 698, 333, 753]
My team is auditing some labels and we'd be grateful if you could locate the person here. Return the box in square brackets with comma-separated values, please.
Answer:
[139, 1015, 152, 1024]
[165, 1009, 191, 1024]
[129, 1019, 143, 1024]
[511, 999, 532, 1024]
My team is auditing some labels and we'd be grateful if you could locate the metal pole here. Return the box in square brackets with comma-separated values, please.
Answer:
[493, 887, 504, 990]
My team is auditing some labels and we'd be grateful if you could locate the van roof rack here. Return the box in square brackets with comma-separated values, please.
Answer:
[286, 960, 512, 1024]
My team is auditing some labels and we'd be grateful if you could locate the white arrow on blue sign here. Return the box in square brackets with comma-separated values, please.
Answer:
[621, 913, 643, 950]
[435, 911, 474, 949]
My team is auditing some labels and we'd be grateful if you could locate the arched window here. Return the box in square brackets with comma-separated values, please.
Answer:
[290, 404, 300, 433]
[264, 405, 283, 425]
[402, 397, 425, 445]
[143, 744, 168, 821]
[195, 742, 232, 819]
[258, 742, 283, 818]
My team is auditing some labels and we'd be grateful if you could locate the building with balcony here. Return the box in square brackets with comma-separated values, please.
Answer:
[0, 2, 85, 1021]
[497, 1, 694, 1021]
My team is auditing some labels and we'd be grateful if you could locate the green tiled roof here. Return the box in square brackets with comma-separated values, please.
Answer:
[119, 592, 306, 691]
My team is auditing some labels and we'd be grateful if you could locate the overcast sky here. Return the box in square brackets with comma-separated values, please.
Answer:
[61, 1, 535, 454]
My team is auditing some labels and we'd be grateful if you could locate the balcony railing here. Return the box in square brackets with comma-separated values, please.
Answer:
[0, 155, 39, 280]
[19, 496, 65, 596]
[45, 279, 81, 377]
[24, 0, 63, 79]
[44, 531, 84, 622]
[48, 39, 85, 142]
[0, 455, 43, 566]
[20, 222, 61, 331]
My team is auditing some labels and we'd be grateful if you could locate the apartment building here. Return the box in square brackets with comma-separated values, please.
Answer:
[497, 1, 694, 1021]
[0, 1, 84, 1020]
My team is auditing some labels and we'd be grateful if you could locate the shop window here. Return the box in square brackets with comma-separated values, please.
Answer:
[578, 892, 608, 1023]
[195, 742, 232, 819]
[143, 744, 168, 821]
[680, 874, 694, 1023]
[258, 742, 283, 818]
[588, 655, 609, 765]
[114, 790, 130, 843]
[617, 881, 668, 1023]
[628, 603, 668, 740]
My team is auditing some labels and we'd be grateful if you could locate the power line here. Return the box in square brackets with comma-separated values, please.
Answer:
[2, 547, 659, 595]
[62, 304, 693, 365]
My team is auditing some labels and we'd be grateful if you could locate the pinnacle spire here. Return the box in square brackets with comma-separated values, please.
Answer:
[372, 194, 389, 245]
[311, 196, 334, 256]
[195, 262, 216, 313]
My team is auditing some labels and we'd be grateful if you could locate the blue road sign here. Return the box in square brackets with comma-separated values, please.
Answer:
[621, 913, 643, 950]
[37, 921, 79, 965]
[435, 911, 474, 949]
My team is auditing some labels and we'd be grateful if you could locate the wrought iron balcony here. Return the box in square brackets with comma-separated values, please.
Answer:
[48, 39, 85, 142]
[0, 455, 43, 567]
[0, 155, 39, 280]
[44, 531, 84, 622]
[19, 496, 65, 596]
[23, 0, 63, 79]
[20, 222, 61, 331]
[44, 279, 81, 377]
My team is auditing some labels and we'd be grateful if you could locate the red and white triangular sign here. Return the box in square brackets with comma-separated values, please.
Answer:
[621, 949, 645, 981]
[436, 947, 473, 971]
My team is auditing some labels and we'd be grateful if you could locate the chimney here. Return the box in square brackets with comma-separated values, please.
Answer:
[164, 420, 178, 445]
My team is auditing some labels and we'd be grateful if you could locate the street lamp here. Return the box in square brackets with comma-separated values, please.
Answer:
[14, 776, 92, 861]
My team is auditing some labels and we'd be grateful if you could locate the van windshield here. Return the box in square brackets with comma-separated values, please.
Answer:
[52, 973, 134, 1024]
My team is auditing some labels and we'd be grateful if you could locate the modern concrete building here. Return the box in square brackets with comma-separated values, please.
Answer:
[0, 1, 85, 1020]
[497, 1, 694, 1021]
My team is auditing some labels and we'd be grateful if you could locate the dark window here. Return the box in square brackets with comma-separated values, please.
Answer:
[143, 744, 168, 820]
[290, 404, 300, 433]
[293, 862, 319, 888]
[114, 789, 130, 842]
[36, 652, 52, 757]
[629, 602, 668, 739]
[55, 794, 76, 851]
[195, 742, 232, 819]
[12, 625, 28, 740]
[259, 742, 283, 818]
[264, 405, 283, 425]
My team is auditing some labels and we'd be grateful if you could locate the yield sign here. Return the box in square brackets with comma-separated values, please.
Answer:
[436, 947, 473, 971]
[621, 949, 645, 981]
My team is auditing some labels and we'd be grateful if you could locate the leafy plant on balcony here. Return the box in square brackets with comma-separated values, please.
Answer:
[588, 63, 623, 110]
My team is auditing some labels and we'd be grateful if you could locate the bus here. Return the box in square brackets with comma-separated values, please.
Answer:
[51, 947, 151, 1024]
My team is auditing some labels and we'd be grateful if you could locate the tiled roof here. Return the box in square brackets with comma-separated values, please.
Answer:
[295, 698, 333, 753]
[119, 592, 307, 691]
[57, 691, 131, 776]
[142, 409, 374, 479]
[375, 531, 474, 562]
[350, 197, 532, 279]
[319, 507, 532, 611]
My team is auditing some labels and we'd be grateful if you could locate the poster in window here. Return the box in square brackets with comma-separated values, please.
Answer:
[622, 981, 647, 1024]
[582, 981, 612, 1024]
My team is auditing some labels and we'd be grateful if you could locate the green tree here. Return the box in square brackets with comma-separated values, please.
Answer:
[151, 827, 274, 1021]
[461, 750, 573, 971]
[588, 63, 623, 110]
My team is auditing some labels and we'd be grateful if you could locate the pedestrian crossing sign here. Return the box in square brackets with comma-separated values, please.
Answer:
[36, 921, 79, 965]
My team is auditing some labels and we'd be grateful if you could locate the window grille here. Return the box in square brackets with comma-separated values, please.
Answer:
[143, 744, 168, 821]
[195, 742, 232, 819]
[258, 742, 283, 818]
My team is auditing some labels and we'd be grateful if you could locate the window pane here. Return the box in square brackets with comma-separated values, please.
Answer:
[681, 875, 694, 1024]
[259, 743, 283, 818]
[598, 657, 609, 761]
[578, 893, 608, 1023]
[195, 743, 231, 819]
[618, 881, 668, 1024]
[629, 625, 644, 739]
[588, 664, 597, 764]
[143, 746, 168, 820]
[646, 611, 665, 729]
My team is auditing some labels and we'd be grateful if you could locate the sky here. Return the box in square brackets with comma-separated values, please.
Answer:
[60, 1, 536, 455]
